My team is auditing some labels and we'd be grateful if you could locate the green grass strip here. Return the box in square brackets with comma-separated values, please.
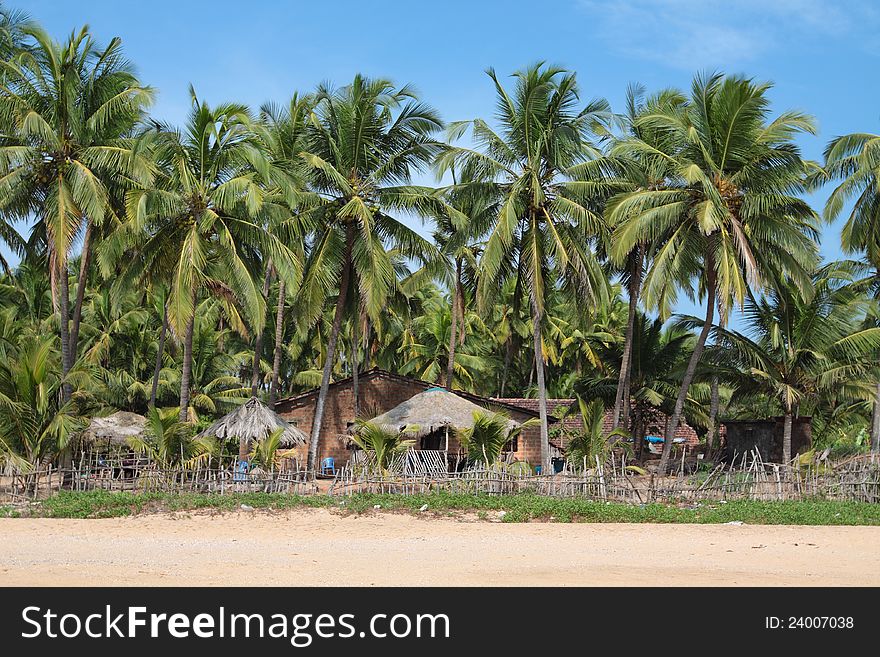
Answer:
[4, 490, 880, 525]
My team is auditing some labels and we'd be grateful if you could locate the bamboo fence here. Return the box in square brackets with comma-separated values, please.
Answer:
[4, 449, 880, 504]
[328, 450, 880, 503]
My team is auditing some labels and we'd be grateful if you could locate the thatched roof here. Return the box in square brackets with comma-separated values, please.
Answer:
[80, 411, 147, 445]
[197, 397, 307, 447]
[366, 387, 520, 439]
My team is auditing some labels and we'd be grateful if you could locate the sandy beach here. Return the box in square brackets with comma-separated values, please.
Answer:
[1, 509, 878, 586]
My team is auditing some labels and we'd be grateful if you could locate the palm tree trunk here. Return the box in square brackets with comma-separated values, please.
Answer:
[59, 259, 72, 403]
[613, 249, 641, 430]
[351, 310, 360, 418]
[529, 288, 550, 472]
[632, 410, 644, 461]
[238, 436, 251, 464]
[68, 220, 92, 371]
[782, 408, 793, 465]
[269, 278, 286, 408]
[658, 274, 716, 474]
[307, 226, 353, 474]
[150, 304, 169, 409]
[446, 259, 461, 390]
[178, 300, 196, 423]
[250, 265, 273, 397]
[622, 377, 632, 433]
[706, 376, 720, 458]
[870, 380, 880, 454]
[500, 337, 515, 397]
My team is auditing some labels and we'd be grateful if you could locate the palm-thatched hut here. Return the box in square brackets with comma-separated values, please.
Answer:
[79, 411, 147, 448]
[366, 387, 521, 451]
[198, 397, 307, 460]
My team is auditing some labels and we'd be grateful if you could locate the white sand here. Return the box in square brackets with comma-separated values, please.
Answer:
[1, 509, 878, 586]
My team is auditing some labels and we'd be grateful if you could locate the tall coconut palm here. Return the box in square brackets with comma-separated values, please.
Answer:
[118, 89, 300, 422]
[253, 94, 314, 407]
[438, 63, 613, 470]
[710, 264, 880, 462]
[611, 72, 820, 473]
[820, 129, 880, 451]
[603, 85, 688, 430]
[433, 174, 492, 389]
[0, 25, 153, 401]
[298, 75, 444, 472]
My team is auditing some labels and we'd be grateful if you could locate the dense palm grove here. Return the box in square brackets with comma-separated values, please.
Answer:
[2, 6, 880, 476]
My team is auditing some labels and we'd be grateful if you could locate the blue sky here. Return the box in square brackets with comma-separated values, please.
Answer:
[11, 0, 880, 319]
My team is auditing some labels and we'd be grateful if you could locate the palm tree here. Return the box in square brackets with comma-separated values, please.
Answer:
[129, 407, 213, 468]
[603, 85, 688, 430]
[253, 94, 314, 407]
[173, 303, 250, 423]
[711, 264, 880, 462]
[433, 173, 494, 389]
[611, 73, 820, 473]
[398, 287, 492, 391]
[0, 25, 153, 401]
[147, 285, 169, 408]
[298, 75, 444, 472]
[575, 312, 706, 460]
[819, 129, 880, 451]
[487, 276, 532, 396]
[458, 410, 533, 468]
[0, 338, 86, 479]
[560, 398, 630, 472]
[351, 420, 414, 475]
[438, 63, 613, 470]
[119, 89, 299, 422]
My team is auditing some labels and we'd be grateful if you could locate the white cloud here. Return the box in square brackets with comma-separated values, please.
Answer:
[577, 0, 877, 69]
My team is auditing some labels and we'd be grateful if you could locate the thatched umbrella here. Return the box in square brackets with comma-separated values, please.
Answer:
[366, 387, 520, 449]
[197, 397, 307, 460]
[80, 411, 147, 448]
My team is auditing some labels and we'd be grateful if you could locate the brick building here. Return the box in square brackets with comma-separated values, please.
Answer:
[493, 398, 702, 452]
[274, 369, 547, 468]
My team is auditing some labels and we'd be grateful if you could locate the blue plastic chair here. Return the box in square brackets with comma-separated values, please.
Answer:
[321, 457, 336, 475]
[535, 465, 543, 475]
